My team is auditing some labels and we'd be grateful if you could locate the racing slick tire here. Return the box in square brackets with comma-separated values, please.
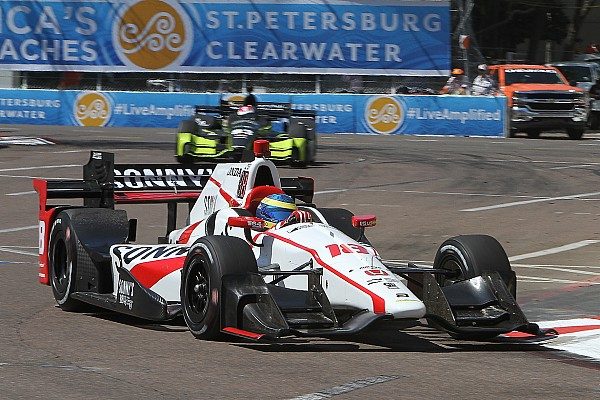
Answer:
[567, 128, 585, 140]
[49, 210, 89, 311]
[181, 236, 258, 340]
[178, 119, 198, 135]
[316, 208, 371, 245]
[289, 118, 316, 167]
[49, 208, 129, 312]
[432, 235, 516, 340]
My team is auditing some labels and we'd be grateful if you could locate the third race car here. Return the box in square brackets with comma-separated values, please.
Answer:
[175, 100, 317, 167]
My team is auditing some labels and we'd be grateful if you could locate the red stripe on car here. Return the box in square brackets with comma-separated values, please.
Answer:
[264, 231, 386, 314]
[129, 256, 187, 289]
[209, 177, 240, 207]
[177, 221, 201, 244]
[222, 327, 265, 340]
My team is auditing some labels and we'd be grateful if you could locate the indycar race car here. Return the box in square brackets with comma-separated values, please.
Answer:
[175, 100, 317, 167]
[33, 143, 547, 342]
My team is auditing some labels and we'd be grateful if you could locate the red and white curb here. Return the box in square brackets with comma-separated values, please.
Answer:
[505, 318, 600, 361]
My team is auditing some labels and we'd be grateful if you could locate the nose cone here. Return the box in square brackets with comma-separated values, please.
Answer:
[388, 297, 426, 319]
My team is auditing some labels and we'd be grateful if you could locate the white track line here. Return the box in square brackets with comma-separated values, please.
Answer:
[461, 191, 600, 212]
[0, 225, 38, 234]
[6, 190, 36, 196]
[0, 247, 37, 257]
[0, 164, 79, 172]
[508, 240, 600, 262]
[517, 275, 600, 285]
[511, 265, 600, 276]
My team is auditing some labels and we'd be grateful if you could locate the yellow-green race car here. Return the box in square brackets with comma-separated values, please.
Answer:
[176, 101, 317, 167]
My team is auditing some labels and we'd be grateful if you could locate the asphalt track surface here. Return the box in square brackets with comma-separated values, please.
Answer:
[1, 124, 599, 399]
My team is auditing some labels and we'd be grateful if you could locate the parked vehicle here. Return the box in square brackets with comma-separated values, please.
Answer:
[489, 64, 588, 139]
[548, 61, 600, 92]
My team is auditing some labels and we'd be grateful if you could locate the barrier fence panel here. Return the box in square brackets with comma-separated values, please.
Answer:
[0, 89, 506, 137]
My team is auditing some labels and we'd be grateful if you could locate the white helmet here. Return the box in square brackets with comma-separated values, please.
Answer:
[478, 64, 488, 72]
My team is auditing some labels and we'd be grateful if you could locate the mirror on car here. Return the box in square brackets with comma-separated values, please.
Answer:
[228, 216, 266, 231]
[351, 215, 377, 228]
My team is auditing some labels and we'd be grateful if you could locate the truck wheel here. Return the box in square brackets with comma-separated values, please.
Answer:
[432, 235, 516, 340]
[567, 128, 584, 140]
[181, 236, 258, 340]
[525, 130, 541, 139]
[49, 211, 90, 311]
[589, 113, 600, 130]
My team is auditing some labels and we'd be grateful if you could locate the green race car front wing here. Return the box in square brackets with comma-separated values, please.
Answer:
[176, 131, 307, 163]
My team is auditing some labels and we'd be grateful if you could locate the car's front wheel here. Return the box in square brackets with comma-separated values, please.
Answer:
[181, 236, 258, 340]
[432, 234, 516, 340]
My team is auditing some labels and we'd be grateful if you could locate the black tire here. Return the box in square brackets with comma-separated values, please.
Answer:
[589, 113, 600, 130]
[525, 129, 541, 139]
[290, 147, 307, 168]
[432, 235, 516, 340]
[49, 211, 91, 311]
[181, 236, 258, 340]
[178, 119, 198, 134]
[317, 208, 370, 245]
[433, 234, 516, 298]
[567, 128, 584, 140]
[302, 118, 317, 164]
[176, 140, 194, 164]
[176, 154, 194, 163]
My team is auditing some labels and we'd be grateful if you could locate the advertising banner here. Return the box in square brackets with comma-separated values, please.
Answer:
[0, 89, 505, 137]
[0, 0, 449, 75]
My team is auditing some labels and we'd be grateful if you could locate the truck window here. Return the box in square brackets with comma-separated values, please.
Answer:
[554, 66, 592, 82]
[504, 69, 565, 85]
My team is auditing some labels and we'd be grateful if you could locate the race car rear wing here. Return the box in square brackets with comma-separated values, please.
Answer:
[194, 100, 316, 119]
[34, 151, 315, 235]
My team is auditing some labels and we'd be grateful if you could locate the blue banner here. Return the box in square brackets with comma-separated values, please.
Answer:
[0, 1, 449, 75]
[0, 89, 505, 137]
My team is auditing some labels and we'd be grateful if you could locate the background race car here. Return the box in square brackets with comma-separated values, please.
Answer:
[33, 146, 550, 342]
[176, 100, 317, 167]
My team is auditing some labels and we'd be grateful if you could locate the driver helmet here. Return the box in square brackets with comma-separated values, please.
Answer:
[477, 64, 488, 72]
[451, 68, 464, 75]
[256, 193, 296, 225]
[237, 105, 255, 116]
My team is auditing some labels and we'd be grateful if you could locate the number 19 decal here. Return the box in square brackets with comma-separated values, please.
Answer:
[326, 243, 378, 257]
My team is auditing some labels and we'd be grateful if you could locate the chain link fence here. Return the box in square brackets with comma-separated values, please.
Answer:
[0, 70, 447, 95]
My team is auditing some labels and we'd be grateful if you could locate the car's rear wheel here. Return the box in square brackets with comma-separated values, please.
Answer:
[181, 236, 258, 340]
[290, 147, 307, 168]
[49, 211, 89, 311]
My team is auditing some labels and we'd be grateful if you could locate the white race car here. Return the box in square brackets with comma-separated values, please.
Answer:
[34, 142, 547, 341]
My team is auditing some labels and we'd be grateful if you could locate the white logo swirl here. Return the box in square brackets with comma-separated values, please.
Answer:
[120, 12, 183, 54]
[77, 99, 108, 120]
[369, 105, 400, 124]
